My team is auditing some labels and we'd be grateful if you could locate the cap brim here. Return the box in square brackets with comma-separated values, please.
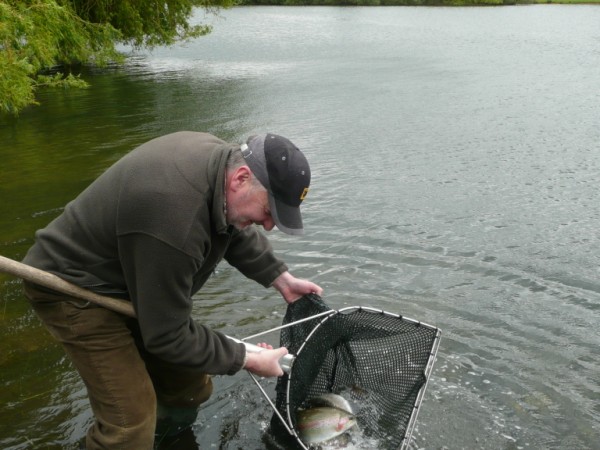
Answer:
[268, 193, 304, 235]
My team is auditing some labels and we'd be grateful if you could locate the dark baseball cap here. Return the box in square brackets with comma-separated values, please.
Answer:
[241, 134, 311, 235]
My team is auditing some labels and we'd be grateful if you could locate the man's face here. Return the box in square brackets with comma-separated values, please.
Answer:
[227, 183, 275, 232]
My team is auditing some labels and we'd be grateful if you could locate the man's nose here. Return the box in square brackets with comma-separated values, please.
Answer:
[262, 218, 275, 231]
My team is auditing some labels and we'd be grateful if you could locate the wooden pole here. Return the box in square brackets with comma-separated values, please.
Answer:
[0, 255, 135, 318]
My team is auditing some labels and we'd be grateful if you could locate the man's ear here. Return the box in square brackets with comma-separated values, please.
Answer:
[229, 166, 251, 192]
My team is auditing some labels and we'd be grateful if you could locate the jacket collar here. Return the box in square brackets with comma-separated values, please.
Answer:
[211, 145, 237, 234]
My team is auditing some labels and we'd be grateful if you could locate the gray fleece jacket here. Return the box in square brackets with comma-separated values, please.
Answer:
[23, 131, 288, 375]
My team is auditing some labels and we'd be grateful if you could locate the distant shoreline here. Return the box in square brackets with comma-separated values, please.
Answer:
[238, 1, 600, 5]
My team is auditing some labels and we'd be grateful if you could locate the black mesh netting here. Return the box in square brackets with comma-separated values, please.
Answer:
[266, 294, 440, 450]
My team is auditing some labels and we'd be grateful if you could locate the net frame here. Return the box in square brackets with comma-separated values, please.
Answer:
[243, 302, 441, 450]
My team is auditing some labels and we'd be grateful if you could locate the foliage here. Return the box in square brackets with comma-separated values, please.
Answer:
[0, 1, 120, 114]
[65, 0, 230, 48]
[0, 0, 234, 115]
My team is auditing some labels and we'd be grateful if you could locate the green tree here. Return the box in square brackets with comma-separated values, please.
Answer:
[0, 0, 234, 115]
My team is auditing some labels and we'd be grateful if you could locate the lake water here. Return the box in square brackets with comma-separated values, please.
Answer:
[1, 5, 600, 449]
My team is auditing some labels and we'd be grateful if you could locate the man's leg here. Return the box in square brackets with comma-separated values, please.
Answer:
[25, 283, 156, 450]
[143, 353, 213, 439]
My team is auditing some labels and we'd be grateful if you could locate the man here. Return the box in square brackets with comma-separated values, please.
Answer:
[22, 131, 322, 449]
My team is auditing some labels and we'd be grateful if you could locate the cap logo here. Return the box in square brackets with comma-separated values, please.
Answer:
[300, 187, 309, 201]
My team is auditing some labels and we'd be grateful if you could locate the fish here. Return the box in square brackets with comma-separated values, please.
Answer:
[296, 403, 356, 445]
[296, 407, 356, 445]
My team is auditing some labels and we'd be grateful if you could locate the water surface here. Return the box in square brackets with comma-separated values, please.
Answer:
[1, 5, 600, 449]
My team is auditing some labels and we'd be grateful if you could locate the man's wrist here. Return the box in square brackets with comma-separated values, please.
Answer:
[271, 271, 290, 290]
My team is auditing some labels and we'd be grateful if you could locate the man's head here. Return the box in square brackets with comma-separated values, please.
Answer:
[225, 134, 311, 235]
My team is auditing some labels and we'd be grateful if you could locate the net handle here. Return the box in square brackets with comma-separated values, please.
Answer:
[227, 337, 295, 374]
[242, 309, 336, 342]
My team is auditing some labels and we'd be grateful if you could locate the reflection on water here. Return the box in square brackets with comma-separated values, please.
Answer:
[2, 5, 600, 449]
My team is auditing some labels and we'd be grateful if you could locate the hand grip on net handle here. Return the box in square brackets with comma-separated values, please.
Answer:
[0, 255, 294, 373]
[227, 337, 295, 374]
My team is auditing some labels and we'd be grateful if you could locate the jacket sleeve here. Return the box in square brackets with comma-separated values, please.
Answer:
[118, 232, 246, 374]
[224, 226, 288, 287]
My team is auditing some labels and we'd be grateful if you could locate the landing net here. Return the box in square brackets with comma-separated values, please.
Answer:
[265, 294, 441, 450]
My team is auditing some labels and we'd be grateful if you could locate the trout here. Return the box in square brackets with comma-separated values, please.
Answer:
[296, 405, 356, 445]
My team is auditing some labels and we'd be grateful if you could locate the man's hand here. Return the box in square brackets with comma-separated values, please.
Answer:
[244, 344, 289, 377]
[272, 271, 323, 304]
